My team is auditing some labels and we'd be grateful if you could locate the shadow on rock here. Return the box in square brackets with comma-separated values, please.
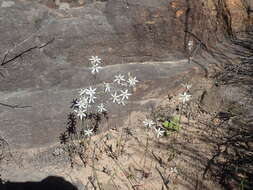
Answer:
[0, 176, 78, 190]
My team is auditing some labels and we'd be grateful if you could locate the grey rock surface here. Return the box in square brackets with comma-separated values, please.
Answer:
[0, 0, 200, 150]
[0, 1, 210, 187]
[0, 60, 201, 149]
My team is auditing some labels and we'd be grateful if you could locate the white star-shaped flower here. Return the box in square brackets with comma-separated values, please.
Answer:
[178, 92, 191, 104]
[111, 92, 120, 103]
[79, 88, 88, 96]
[75, 97, 89, 109]
[85, 87, 96, 96]
[88, 94, 96, 104]
[104, 83, 111, 93]
[170, 167, 178, 174]
[84, 128, 93, 137]
[181, 83, 192, 90]
[143, 119, 155, 128]
[119, 89, 132, 101]
[154, 127, 165, 138]
[127, 76, 139, 87]
[74, 109, 86, 120]
[114, 74, 125, 84]
[97, 103, 107, 113]
[89, 56, 101, 64]
[90, 63, 102, 75]
[188, 40, 194, 51]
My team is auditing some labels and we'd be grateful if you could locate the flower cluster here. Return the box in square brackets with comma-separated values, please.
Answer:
[89, 56, 102, 75]
[143, 118, 165, 138]
[72, 56, 139, 137]
[108, 74, 139, 105]
[142, 83, 192, 138]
